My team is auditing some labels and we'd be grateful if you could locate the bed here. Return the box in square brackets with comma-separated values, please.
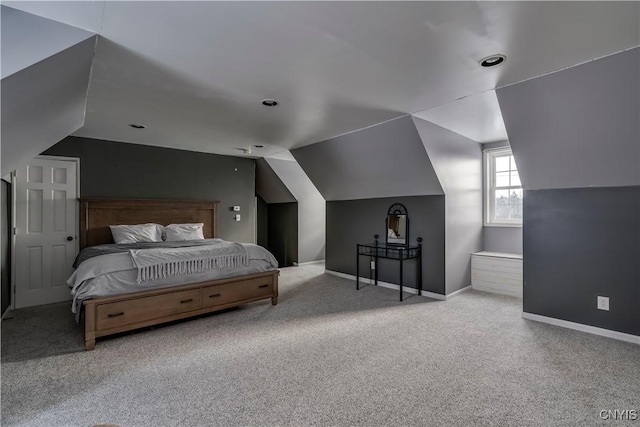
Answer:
[73, 198, 279, 350]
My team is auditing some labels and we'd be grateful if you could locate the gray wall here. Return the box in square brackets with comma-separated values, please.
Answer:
[483, 228, 523, 255]
[44, 137, 256, 243]
[497, 47, 640, 336]
[267, 202, 298, 267]
[481, 140, 523, 254]
[256, 195, 269, 249]
[497, 47, 640, 190]
[292, 115, 443, 201]
[265, 157, 325, 263]
[326, 196, 446, 295]
[1, 36, 96, 176]
[524, 187, 639, 336]
[413, 117, 483, 294]
[256, 193, 298, 268]
[1, 180, 11, 314]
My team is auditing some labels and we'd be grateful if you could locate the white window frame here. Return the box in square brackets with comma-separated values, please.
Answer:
[484, 147, 522, 227]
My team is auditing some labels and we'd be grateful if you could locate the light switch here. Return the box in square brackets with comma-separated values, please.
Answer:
[235, 214, 241, 222]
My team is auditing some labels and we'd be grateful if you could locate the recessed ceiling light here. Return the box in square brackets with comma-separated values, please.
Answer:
[261, 99, 278, 107]
[129, 123, 146, 129]
[479, 54, 506, 67]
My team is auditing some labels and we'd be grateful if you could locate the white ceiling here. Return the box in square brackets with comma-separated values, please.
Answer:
[413, 90, 508, 144]
[4, 1, 639, 157]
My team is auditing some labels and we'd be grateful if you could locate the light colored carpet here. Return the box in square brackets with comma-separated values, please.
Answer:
[1, 263, 638, 427]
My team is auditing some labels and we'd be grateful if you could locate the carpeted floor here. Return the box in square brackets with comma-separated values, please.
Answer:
[1, 263, 638, 427]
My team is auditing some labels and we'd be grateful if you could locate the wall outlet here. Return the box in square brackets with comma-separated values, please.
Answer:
[234, 214, 241, 222]
[233, 205, 240, 212]
[597, 296, 609, 311]
[370, 261, 375, 270]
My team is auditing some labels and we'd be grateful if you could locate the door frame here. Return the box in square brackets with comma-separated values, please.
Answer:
[10, 155, 80, 310]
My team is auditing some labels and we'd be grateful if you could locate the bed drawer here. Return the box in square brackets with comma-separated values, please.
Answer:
[96, 289, 202, 330]
[202, 277, 274, 308]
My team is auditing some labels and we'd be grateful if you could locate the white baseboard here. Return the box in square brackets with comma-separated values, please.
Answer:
[293, 260, 325, 266]
[420, 289, 447, 301]
[522, 312, 640, 345]
[325, 269, 446, 301]
[472, 284, 522, 298]
[446, 285, 472, 298]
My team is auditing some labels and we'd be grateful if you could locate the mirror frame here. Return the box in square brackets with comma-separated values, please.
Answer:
[386, 203, 409, 247]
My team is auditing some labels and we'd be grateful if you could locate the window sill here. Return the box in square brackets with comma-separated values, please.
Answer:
[484, 222, 523, 228]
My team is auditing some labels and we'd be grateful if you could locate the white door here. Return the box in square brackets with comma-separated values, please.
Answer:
[14, 157, 78, 308]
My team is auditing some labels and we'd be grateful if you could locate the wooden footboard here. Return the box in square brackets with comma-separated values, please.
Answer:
[83, 270, 279, 350]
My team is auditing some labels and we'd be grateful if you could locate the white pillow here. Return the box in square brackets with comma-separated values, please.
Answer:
[164, 223, 205, 241]
[109, 223, 164, 244]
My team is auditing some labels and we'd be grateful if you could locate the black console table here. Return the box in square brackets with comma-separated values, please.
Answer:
[356, 237, 422, 301]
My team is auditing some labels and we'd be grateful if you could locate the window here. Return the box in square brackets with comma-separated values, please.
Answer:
[484, 147, 522, 226]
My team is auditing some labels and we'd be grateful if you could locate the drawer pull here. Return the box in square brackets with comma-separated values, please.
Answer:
[108, 312, 124, 318]
[209, 293, 222, 298]
[258, 284, 269, 289]
[180, 298, 194, 304]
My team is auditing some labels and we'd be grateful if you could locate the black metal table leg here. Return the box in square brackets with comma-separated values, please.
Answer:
[374, 235, 379, 286]
[399, 248, 404, 301]
[374, 252, 378, 286]
[417, 237, 423, 297]
[356, 245, 360, 290]
[355, 237, 422, 303]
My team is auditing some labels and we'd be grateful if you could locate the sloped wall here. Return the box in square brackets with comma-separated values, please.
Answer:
[498, 48, 639, 191]
[292, 115, 443, 200]
[264, 157, 325, 263]
[1, 37, 96, 176]
[497, 48, 640, 336]
[255, 158, 296, 204]
[413, 118, 483, 294]
[1, 7, 96, 176]
[1, 6, 94, 79]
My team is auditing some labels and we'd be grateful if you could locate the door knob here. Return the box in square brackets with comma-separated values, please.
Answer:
[67, 236, 74, 241]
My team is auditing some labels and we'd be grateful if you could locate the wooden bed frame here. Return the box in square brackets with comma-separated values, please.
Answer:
[78, 198, 279, 350]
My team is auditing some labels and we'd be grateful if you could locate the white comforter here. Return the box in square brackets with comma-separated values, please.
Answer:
[69, 241, 278, 314]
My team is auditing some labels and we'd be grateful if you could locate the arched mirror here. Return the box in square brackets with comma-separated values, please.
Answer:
[386, 203, 409, 247]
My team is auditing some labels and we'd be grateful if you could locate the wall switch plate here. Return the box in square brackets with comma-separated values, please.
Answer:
[370, 261, 375, 270]
[597, 296, 609, 311]
[234, 214, 241, 222]
[233, 206, 240, 212]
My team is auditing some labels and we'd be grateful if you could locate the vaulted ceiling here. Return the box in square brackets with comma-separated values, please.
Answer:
[3, 1, 639, 159]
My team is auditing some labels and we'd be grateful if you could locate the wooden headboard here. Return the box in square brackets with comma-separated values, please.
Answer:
[79, 199, 219, 249]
